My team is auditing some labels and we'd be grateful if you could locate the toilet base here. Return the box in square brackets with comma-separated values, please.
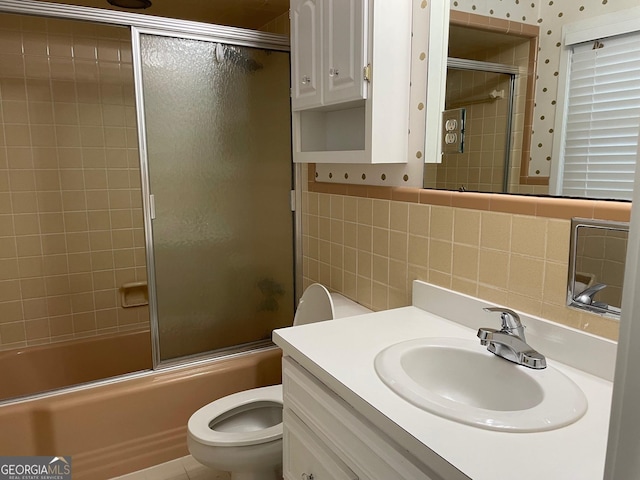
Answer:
[188, 436, 282, 480]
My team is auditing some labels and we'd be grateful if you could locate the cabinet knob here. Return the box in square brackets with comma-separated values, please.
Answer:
[301, 474, 314, 480]
[329, 68, 339, 77]
[301, 75, 311, 85]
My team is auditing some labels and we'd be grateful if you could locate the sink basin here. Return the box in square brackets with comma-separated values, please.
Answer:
[374, 337, 587, 432]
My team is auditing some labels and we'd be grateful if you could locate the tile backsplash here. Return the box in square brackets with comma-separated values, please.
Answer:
[0, 14, 148, 350]
[302, 181, 621, 341]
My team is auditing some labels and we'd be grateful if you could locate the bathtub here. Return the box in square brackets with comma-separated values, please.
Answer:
[0, 346, 282, 479]
[0, 330, 153, 399]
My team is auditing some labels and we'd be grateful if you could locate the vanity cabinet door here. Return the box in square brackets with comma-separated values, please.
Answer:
[284, 409, 359, 480]
[283, 357, 438, 480]
[291, 0, 322, 110]
[322, 0, 367, 106]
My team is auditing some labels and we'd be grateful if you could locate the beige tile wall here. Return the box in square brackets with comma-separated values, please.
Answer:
[302, 188, 620, 341]
[0, 14, 148, 350]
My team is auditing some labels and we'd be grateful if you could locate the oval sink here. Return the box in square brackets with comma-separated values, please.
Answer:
[374, 337, 587, 432]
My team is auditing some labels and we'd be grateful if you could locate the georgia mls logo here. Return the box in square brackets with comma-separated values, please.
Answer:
[0, 456, 72, 480]
[48, 457, 70, 473]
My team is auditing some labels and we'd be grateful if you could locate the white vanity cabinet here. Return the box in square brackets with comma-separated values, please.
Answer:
[283, 410, 358, 480]
[290, 0, 414, 164]
[282, 357, 438, 480]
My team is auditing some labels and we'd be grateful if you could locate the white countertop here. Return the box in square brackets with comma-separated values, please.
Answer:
[273, 282, 615, 480]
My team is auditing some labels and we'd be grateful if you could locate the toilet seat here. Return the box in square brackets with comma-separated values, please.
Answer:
[188, 384, 283, 447]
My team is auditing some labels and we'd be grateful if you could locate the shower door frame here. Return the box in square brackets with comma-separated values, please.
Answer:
[446, 58, 519, 193]
[131, 27, 295, 368]
[0, 0, 298, 371]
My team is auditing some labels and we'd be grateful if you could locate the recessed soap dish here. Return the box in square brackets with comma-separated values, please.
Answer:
[120, 281, 149, 308]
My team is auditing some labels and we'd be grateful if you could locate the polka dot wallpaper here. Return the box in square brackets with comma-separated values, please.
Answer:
[452, 0, 640, 179]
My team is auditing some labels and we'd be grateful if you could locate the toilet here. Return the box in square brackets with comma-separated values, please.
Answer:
[187, 284, 372, 480]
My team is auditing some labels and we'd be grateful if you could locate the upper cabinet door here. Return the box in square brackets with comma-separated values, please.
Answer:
[323, 0, 367, 106]
[291, 0, 322, 110]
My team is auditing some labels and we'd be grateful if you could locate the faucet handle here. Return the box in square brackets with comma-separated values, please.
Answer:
[575, 283, 607, 305]
[522, 350, 547, 369]
[483, 307, 525, 339]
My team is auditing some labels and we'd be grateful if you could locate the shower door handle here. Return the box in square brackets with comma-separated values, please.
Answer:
[149, 194, 156, 220]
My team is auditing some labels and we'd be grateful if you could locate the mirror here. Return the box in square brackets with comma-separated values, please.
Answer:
[568, 218, 629, 318]
[424, 5, 638, 201]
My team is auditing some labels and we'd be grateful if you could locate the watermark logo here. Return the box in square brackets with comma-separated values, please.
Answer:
[0, 456, 71, 480]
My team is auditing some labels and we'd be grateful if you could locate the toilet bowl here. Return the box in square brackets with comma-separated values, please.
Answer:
[187, 283, 371, 480]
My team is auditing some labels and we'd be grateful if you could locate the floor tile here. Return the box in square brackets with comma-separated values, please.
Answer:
[111, 455, 227, 480]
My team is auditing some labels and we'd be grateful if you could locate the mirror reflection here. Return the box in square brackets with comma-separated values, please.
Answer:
[568, 219, 629, 318]
[425, 5, 639, 201]
[425, 62, 515, 193]
[424, 21, 540, 195]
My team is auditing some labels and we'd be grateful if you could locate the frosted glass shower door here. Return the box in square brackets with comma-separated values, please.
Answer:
[137, 32, 294, 362]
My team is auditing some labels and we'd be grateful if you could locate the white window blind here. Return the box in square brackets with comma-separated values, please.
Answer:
[561, 32, 640, 200]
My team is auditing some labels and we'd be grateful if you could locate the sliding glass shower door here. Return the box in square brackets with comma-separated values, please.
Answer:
[134, 31, 294, 362]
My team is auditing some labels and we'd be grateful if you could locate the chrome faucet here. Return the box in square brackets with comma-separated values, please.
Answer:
[477, 307, 547, 369]
[575, 283, 607, 306]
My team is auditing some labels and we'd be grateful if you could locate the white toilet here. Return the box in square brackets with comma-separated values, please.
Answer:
[187, 284, 372, 480]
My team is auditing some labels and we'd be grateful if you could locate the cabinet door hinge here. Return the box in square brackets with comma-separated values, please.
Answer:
[290, 190, 296, 212]
[363, 64, 371, 82]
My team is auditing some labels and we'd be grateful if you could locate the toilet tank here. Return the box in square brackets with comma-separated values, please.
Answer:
[293, 284, 372, 326]
[331, 292, 373, 318]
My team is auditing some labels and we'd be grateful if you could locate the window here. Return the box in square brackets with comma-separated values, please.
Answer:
[550, 8, 640, 201]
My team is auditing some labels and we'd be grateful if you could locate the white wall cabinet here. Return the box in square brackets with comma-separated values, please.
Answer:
[290, 0, 412, 164]
[282, 357, 439, 480]
[291, 0, 366, 110]
[291, 0, 321, 109]
[322, 0, 367, 106]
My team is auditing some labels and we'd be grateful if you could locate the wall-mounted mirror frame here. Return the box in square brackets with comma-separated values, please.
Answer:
[568, 218, 629, 318]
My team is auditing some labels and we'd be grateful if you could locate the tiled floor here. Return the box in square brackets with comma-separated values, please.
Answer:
[112, 455, 230, 480]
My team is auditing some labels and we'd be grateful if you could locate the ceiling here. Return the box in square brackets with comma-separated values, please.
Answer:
[34, 0, 290, 30]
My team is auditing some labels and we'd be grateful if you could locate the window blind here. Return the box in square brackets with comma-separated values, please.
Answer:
[561, 32, 640, 200]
